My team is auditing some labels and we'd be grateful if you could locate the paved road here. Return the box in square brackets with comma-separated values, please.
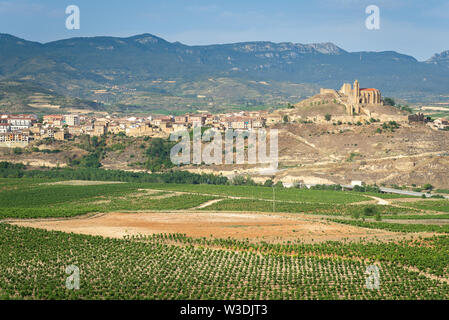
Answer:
[378, 187, 449, 199]
[340, 185, 449, 199]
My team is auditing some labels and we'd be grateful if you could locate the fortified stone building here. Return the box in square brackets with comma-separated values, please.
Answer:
[321, 80, 383, 116]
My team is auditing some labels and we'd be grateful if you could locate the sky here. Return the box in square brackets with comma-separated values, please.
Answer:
[0, 0, 448, 61]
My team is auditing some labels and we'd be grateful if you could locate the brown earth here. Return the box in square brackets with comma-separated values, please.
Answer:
[184, 121, 449, 188]
[10, 211, 433, 244]
[101, 136, 149, 171]
[0, 140, 87, 168]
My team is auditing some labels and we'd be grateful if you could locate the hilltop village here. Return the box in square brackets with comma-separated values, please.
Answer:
[0, 110, 275, 148]
[1, 80, 449, 189]
[1, 80, 448, 149]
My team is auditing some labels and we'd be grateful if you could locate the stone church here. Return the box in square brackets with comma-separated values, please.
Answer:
[321, 80, 383, 116]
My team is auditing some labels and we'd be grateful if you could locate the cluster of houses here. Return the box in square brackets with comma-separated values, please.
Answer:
[429, 118, 449, 131]
[0, 114, 80, 147]
[0, 111, 283, 148]
[124, 111, 278, 137]
[107, 111, 283, 137]
[0, 114, 38, 147]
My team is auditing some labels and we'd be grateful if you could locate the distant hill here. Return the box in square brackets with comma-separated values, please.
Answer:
[426, 50, 449, 68]
[0, 33, 448, 113]
[0, 80, 103, 114]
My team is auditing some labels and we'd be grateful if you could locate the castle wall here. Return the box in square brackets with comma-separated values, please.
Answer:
[335, 80, 383, 116]
[307, 114, 408, 124]
[320, 88, 338, 96]
[340, 83, 352, 96]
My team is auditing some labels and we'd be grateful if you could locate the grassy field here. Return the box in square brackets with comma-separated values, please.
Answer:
[1, 177, 449, 300]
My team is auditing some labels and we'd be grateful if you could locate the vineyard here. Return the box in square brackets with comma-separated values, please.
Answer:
[401, 200, 449, 213]
[331, 219, 449, 234]
[200, 198, 417, 216]
[1, 224, 449, 300]
[1, 177, 449, 300]
[0, 181, 216, 219]
[139, 183, 371, 204]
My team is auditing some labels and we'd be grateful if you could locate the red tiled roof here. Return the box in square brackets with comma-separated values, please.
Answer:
[43, 115, 64, 119]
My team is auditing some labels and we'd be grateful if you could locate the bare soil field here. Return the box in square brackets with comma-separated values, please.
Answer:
[10, 210, 432, 243]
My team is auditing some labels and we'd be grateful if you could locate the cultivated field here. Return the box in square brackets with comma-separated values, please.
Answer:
[1, 178, 449, 299]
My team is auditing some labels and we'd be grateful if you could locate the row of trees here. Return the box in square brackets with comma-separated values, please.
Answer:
[0, 161, 229, 185]
[384, 97, 413, 113]
[310, 184, 382, 194]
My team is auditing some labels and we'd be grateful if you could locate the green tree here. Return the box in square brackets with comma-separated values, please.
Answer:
[384, 97, 395, 106]
[145, 138, 176, 172]
[231, 175, 247, 185]
[264, 179, 274, 187]
[363, 206, 377, 217]
[274, 181, 284, 188]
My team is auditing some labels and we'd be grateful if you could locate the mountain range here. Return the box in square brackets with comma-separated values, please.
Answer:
[0, 33, 448, 113]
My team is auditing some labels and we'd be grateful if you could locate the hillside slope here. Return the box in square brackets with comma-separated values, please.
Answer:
[0, 80, 104, 114]
[0, 33, 448, 110]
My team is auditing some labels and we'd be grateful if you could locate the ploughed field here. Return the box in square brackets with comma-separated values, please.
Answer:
[1, 178, 449, 299]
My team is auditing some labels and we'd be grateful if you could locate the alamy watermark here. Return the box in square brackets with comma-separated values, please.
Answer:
[170, 128, 278, 170]
[64, 5, 378, 32]
[65, 264, 80, 290]
[65, 5, 80, 30]
[365, 265, 380, 290]
[365, 5, 380, 30]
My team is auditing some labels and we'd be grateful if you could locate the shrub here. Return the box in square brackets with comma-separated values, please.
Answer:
[264, 179, 274, 187]
[274, 181, 284, 188]
[363, 206, 377, 217]
[375, 212, 382, 221]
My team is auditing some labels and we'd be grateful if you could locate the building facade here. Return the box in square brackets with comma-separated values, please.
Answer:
[320, 80, 383, 116]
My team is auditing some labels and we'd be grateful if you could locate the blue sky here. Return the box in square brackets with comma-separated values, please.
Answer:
[0, 0, 448, 60]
